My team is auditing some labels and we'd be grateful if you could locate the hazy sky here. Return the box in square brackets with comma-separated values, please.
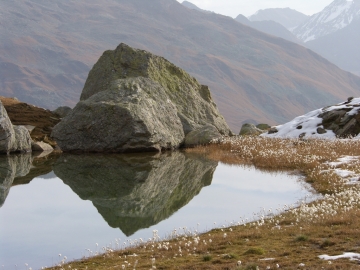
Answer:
[177, 0, 334, 18]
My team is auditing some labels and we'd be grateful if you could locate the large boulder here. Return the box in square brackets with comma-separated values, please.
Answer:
[52, 44, 232, 152]
[53, 78, 184, 152]
[0, 101, 32, 154]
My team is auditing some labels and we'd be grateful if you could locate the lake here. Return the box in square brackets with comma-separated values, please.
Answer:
[0, 151, 315, 269]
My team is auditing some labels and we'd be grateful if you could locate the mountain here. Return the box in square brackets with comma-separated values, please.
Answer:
[182, 1, 211, 13]
[235, 15, 301, 43]
[248, 8, 309, 29]
[306, 18, 360, 75]
[1, 0, 360, 132]
[293, 0, 360, 42]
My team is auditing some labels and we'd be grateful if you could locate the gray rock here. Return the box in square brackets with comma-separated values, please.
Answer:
[319, 107, 360, 138]
[53, 106, 72, 118]
[53, 77, 185, 152]
[11, 126, 32, 153]
[0, 154, 32, 207]
[184, 125, 222, 147]
[0, 101, 33, 154]
[317, 127, 327, 134]
[239, 123, 263, 136]
[0, 101, 16, 154]
[268, 127, 279, 134]
[52, 44, 232, 152]
[256, 123, 271, 130]
[53, 151, 217, 236]
[32, 141, 54, 152]
[23, 125, 36, 134]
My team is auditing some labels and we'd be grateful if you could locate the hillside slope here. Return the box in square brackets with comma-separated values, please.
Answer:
[1, 0, 360, 131]
[306, 18, 360, 76]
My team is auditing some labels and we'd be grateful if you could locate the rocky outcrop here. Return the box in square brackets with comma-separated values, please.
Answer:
[52, 43, 232, 152]
[0, 101, 32, 154]
[53, 151, 217, 236]
[263, 97, 360, 139]
[0, 154, 32, 207]
[239, 123, 263, 136]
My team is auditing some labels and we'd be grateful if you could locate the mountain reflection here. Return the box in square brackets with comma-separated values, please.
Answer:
[53, 151, 218, 236]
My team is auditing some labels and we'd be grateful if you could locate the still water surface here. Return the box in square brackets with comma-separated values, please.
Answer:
[0, 152, 314, 269]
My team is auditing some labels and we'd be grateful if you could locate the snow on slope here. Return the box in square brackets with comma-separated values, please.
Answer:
[262, 98, 360, 139]
[293, 0, 360, 42]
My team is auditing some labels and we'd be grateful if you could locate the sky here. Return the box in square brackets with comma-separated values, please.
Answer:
[177, 0, 334, 18]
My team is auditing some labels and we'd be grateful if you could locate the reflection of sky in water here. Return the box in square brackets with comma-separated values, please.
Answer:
[0, 164, 313, 269]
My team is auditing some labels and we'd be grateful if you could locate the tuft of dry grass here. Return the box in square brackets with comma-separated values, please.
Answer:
[46, 136, 360, 270]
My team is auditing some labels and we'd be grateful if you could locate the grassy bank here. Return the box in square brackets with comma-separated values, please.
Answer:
[47, 137, 360, 270]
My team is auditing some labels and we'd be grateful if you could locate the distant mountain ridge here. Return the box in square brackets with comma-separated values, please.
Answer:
[234, 14, 301, 43]
[182, 2, 301, 44]
[182, 1, 212, 13]
[248, 8, 309, 29]
[293, 0, 360, 42]
[1, 0, 360, 132]
[306, 18, 360, 75]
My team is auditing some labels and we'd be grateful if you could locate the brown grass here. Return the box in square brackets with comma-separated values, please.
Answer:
[46, 136, 360, 270]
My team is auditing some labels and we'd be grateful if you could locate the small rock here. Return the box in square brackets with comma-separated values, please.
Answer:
[184, 125, 222, 147]
[268, 127, 278, 134]
[316, 127, 327, 134]
[239, 123, 262, 136]
[53, 106, 72, 118]
[256, 123, 270, 130]
[32, 141, 54, 152]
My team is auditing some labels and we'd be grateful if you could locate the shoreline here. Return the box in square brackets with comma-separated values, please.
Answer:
[44, 136, 360, 269]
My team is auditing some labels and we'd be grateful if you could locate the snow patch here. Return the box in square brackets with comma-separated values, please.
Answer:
[262, 98, 360, 140]
[324, 1, 353, 23]
[294, 0, 359, 41]
[304, 35, 316, 42]
[319, 252, 360, 261]
[334, 169, 354, 178]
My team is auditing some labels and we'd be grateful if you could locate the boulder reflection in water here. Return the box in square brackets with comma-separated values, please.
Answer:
[53, 151, 218, 236]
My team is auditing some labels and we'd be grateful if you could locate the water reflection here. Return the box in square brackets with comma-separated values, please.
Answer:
[0, 153, 61, 208]
[53, 152, 218, 236]
[0, 154, 32, 207]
